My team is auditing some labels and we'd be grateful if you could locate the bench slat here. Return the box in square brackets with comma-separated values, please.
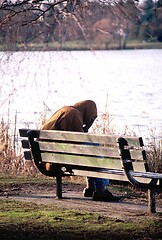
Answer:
[39, 142, 120, 158]
[37, 130, 141, 147]
[41, 152, 123, 170]
[72, 170, 152, 183]
[132, 171, 162, 179]
[124, 137, 141, 147]
[130, 150, 144, 161]
[24, 151, 33, 160]
[21, 140, 30, 149]
[41, 152, 146, 171]
[73, 169, 127, 181]
[39, 130, 118, 145]
[133, 162, 147, 172]
[19, 129, 30, 137]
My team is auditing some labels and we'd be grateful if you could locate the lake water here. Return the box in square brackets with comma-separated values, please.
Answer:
[1, 49, 162, 140]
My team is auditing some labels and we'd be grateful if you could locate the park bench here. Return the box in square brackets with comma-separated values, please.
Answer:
[19, 129, 162, 213]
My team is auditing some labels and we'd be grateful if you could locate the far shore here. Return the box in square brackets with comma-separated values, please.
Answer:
[1, 40, 162, 51]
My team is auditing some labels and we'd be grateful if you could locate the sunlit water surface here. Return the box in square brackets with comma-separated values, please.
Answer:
[1, 49, 162, 139]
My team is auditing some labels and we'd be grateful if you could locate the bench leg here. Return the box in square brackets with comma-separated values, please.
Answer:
[56, 175, 62, 199]
[148, 189, 156, 213]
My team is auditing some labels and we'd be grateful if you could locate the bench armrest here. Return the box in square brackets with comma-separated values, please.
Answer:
[118, 137, 162, 191]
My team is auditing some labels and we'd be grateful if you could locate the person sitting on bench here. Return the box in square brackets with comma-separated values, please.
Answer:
[42, 100, 121, 201]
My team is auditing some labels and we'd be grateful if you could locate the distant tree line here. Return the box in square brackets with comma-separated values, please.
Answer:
[0, 0, 162, 50]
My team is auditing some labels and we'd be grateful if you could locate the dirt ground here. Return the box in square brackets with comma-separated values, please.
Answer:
[1, 178, 162, 222]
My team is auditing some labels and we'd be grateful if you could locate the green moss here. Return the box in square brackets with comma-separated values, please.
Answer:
[0, 200, 162, 240]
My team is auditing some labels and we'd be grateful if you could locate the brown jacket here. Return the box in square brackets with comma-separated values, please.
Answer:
[42, 100, 97, 132]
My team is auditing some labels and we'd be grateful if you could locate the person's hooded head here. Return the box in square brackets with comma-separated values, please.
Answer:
[42, 99, 97, 133]
[73, 100, 97, 132]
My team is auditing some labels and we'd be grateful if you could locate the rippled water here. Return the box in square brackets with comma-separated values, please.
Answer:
[1, 49, 162, 138]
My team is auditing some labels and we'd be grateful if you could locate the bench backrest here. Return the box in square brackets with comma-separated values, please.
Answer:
[19, 129, 148, 181]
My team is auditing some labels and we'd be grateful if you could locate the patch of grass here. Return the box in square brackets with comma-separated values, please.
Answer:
[0, 173, 52, 184]
[0, 200, 162, 240]
[0, 174, 86, 189]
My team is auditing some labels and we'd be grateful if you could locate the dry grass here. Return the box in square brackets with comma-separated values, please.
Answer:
[145, 130, 162, 173]
[0, 117, 39, 176]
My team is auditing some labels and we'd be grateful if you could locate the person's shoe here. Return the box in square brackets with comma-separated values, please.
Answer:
[83, 188, 94, 197]
[92, 189, 122, 202]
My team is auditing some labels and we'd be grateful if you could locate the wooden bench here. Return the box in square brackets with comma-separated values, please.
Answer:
[19, 129, 162, 213]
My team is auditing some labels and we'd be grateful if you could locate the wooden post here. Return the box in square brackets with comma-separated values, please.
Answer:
[148, 189, 156, 213]
[56, 175, 62, 199]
